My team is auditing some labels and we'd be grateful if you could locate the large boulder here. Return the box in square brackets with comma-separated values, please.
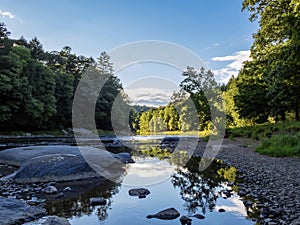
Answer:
[13, 154, 99, 183]
[0, 145, 134, 166]
[0, 196, 45, 225]
[0, 145, 134, 183]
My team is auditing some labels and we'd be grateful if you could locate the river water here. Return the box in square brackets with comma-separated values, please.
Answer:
[48, 149, 256, 224]
[0, 136, 258, 224]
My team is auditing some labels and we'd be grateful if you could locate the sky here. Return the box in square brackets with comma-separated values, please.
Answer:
[0, 0, 259, 106]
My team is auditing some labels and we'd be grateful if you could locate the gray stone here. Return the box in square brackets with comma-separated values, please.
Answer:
[129, 188, 150, 198]
[193, 214, 205, 219]
[89, 197, 107, 206]
[0, 145, 134, 166]
[180, 215, 192, 225]
[146, 207, 180, 220]
[43, 186, 58, 194]
[0, 196, 45, 225]
[41, 216, 70, 225]
[218, 208, 226, 212]
[13, 154, 99, 183]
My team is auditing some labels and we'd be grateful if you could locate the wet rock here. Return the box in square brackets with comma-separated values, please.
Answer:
[180, 215, 192, 225]
[0, 196, 45, 225]
[54, 192, 64, 199]
[146, 207, 180, 220]
[218, 208, 226, 212]
[193, 214, 205, 219]
[89, 197, 107, 206]
[128, 188, 150, 198]
[13, 154, 99, 183]
[41, 216, 71, 225]
[43, 186, 58, 194]
[63, 187, 71, 192]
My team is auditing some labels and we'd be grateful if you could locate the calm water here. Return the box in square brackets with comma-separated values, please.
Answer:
[44, 150, 256, 225]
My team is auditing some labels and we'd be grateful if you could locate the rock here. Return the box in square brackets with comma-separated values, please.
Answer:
[0, 145, 134, 167]
[89, 197, 107, 206]
[115, 152, 135, 163]
[290, 217, 300, 225]
[180, 215, 192, 225]
[55, 193, 64, 199]
[13, 154, 100, 183]
[43, 186, 58, 194]
[0, 196, 45, 225]
[128, 188, 150, 198]
[63, 187, 71, 192]
[218, 208, 226, 212]
[193, 214, 205, 219]
[146, 207, 180, 220]
[41, 216, 71, 225]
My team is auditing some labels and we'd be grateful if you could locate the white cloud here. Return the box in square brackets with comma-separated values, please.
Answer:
[212, 50, 251, 83]
[125, 87, 178, 107]
[0, 10, 15, 19]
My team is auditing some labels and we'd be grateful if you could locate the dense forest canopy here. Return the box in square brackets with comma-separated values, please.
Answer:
[0, 23, 126, 131]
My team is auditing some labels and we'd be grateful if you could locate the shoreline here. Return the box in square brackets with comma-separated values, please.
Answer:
[205, 138, 300, 225]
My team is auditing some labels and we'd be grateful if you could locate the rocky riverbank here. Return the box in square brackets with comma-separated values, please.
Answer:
[195, 138, 300, 225]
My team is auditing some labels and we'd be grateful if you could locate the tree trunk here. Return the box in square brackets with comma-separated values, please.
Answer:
[296, 105, 299, 121]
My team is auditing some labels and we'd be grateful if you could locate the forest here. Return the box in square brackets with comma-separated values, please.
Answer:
[0, 0, 299, 135]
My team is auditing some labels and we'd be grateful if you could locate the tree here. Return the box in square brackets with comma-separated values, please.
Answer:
[242, 0, 300, 120]
[179, 67, 219, 131]
[0, 22, 10, 39]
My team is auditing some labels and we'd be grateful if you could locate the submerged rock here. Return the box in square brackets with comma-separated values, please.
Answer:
[146, 207, 180, 220]
[0, 196, 45, 225]
[193, 214, 205, 219]
[128, 188, 150, 198]
[180, 215, 192, 225]
[89, 197, 107, 206]
[41, 216, 71, 225]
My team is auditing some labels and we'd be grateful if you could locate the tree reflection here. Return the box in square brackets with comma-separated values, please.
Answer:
[45, 177, 123, 221]
[171, 155, 237, 215]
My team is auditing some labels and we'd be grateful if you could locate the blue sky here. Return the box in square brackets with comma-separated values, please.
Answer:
[1, 0, 258, 106]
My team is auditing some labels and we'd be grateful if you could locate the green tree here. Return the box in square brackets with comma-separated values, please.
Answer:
[242, 0, 300, 120]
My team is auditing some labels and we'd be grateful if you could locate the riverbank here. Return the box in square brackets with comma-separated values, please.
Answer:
[195, 138, 300, 225]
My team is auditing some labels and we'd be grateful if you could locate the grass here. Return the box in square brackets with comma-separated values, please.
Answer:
[226, 120, 300, 157]
[226, 120, 300, 140]
[256, 133, 300, 157]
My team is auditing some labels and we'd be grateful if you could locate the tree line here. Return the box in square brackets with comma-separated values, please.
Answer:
[0, 23, 126, 131]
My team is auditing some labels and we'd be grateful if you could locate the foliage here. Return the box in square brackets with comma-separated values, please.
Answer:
[256, 133, 300, 157]
[0, 24, 126, 131]
[235, 0, 300, 122]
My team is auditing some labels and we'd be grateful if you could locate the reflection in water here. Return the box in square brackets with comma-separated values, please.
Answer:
[45, 179, 122, 221]
[171, 155, 237, 215]
[40, 143, 255, 225]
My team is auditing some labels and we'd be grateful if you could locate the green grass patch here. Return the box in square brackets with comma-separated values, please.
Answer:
[226, 120, 300, 140]
[256, 133, 300, 157]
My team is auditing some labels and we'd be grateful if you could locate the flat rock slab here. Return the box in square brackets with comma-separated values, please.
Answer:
[13, 154, 99, 183]
[0, 145, 134, 166]
[0, 196, 45, 225]
[0, 145, 134, 183]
